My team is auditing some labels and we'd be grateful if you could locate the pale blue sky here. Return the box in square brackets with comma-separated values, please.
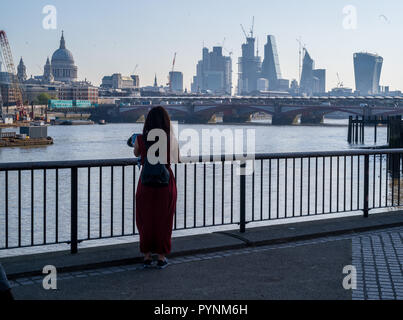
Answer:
[1, 0, 402, 91]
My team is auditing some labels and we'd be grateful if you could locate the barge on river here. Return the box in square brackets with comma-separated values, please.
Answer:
[0, 126, 53, 148]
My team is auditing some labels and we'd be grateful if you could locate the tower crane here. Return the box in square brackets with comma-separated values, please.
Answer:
[240, 24, 248, 39]
[132, 64, 139, 75]
[240, 16, 255, 40]
[250, 16, 255, 38]
[0, 30, 26, 120]
[336, 73, 344, 88]
[0, 86, 3, 119]
[168, 52, 177, 92]
[296, 37, 306, 83]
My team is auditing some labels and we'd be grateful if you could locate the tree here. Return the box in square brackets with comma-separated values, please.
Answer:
[35, 93, 55, 105]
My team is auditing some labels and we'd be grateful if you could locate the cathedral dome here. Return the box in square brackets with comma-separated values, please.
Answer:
[51, 31, 75, 64]
[51, 48, 75, 64]
[50, 31, 78, 83]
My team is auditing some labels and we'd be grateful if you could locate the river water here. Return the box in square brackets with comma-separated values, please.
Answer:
[0, 119, 387, 162]
[0, 119, 390, 255]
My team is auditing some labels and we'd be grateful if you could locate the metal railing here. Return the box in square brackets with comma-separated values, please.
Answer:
[1, 149, 403, 254]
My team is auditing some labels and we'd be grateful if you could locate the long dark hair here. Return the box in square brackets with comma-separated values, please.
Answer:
[142, 106, 171, 149]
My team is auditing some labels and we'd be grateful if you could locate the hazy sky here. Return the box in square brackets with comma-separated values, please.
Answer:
[1, 0, 402, 92]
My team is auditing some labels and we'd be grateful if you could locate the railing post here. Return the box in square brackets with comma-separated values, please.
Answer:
[363, 155, 369, 218]
[71, 167, 78, 254]
[240, 161, 246, 233]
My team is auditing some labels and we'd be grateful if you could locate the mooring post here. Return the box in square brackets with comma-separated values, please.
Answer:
[388, 117, 401, 178]
[374, 116, 377, 144]
[348, 116, 352, 143]
[355, 116, 359, 144]
[351, 118, 355, 143]
[361, 116, 365, 144]
[387, 116, 390, 144]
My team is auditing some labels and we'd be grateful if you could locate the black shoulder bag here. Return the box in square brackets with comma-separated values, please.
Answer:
[140, 137, 170, 188]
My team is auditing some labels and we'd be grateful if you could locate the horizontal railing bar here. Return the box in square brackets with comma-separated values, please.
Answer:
[0, 158, 140, 171]
[1, 149, 403, 171]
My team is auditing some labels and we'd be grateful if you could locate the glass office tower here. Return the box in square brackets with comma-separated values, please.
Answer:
[261, 35, 282, 90]
[354, 52, 383, 95]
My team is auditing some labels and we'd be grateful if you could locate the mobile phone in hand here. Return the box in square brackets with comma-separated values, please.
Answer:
[127, 133, 139, 148]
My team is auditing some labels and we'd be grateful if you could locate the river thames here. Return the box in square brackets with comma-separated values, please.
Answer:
[0, 119, 388, 163]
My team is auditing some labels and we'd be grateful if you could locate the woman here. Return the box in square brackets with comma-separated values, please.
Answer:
[134, 106, 178, 269]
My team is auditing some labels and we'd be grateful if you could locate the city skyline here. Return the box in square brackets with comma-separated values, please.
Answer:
[1, 0, 402, 92]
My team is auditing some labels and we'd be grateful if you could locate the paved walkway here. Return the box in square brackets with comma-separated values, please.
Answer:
[352, 228, 403, 300]
[9, 226, 403, 300]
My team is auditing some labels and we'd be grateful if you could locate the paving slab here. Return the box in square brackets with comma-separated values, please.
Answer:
[222, 211, 403, 246]
[11, 239, 353, 300]
[1, 210, 402, 280]
[1, 232, 244, 279]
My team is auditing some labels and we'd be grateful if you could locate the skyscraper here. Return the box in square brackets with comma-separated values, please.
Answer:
[191, 46, 232, 95]
[312, 69, 326, 94]
[300, 49, 314, 95]
[238, 37, 261, 94]
[299, 49, 326, 95]
[169, 71, 183, 93]
[353, 52, 383, 95]
[261, 35, 282, 90]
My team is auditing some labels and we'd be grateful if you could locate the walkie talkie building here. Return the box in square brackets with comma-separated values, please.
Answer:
[354, 52, 383, 95]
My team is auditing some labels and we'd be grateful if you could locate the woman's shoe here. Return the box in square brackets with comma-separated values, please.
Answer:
[157, 259, 169, 269]
[143, 259, 153, 269]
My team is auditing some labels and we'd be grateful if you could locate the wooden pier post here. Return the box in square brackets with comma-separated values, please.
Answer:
[387, 116, 390, 144]
[388, 116, 401, 178]
[355, 116, 359, 144]
[347, 116, 352, 143]
[374, 116, 377, 144]
[361, 116, 365, 144]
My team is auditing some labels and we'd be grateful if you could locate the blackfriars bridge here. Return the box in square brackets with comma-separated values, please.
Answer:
[55, 96, 403, 125]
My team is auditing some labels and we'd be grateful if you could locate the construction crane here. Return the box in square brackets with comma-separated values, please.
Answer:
[250, 16, 255, 38]
[240, 24, 248, 39]
[336, 73, 344, 88]
[220, 37, 233, 56]
[0, 30, 26, 120]
[223, 47, 233, 56]
[296, 37, 306, 83]
[240, 16, 255, 40]
[0, 86, 3, 119]
[168, 52, 177, 92]
[0, 58, 3, 115]
[132, 64, 139, 75]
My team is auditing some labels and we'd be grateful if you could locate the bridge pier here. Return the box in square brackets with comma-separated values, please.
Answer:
[271, 113, 298, 125]
[186, 113, 216, 124]
[300, 113, 324, 125]
[222, 113, 251, 123]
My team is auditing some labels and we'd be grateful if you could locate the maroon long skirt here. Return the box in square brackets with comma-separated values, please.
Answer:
[135, 170, 177, 254]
